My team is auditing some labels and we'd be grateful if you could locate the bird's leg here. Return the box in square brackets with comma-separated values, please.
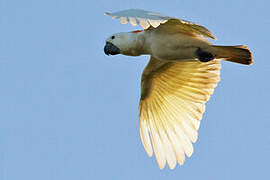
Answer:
[195, 48, 215, 62]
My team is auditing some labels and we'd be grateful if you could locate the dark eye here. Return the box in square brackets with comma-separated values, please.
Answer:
[111, 36, 115, 39]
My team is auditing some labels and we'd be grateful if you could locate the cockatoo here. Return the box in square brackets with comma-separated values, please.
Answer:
[104, 9, 253, 169]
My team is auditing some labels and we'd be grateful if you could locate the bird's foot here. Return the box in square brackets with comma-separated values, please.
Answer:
[196, 48, 215, 62]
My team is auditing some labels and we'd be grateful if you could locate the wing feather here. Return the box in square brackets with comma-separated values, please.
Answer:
[147, 103, 167, 169]
[128, 17, 138, 26]
[139, 57, 221, 169]
[105, 9, 216, 39]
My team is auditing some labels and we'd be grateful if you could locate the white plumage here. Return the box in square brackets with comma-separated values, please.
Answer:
[139, 58, 220, 169]
[104, 9, 253, 169]
[105, 9, 216, 39]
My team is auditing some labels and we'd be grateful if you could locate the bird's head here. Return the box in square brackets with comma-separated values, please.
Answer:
[104, 32, 142, 56]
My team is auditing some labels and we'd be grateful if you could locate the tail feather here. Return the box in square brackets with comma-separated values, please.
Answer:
[212, 45, 253, 65]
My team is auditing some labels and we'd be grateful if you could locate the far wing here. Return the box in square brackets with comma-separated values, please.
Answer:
[105, 9, 216, 40]
[139, 57, 221, 169]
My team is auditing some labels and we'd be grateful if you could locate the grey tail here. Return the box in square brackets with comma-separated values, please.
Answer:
[211, 45, 253, 65]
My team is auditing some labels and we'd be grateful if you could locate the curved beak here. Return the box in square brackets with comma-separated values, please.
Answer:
[104, 42, 120, 55]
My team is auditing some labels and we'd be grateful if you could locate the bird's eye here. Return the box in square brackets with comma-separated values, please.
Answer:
[111, 36, 115, 39]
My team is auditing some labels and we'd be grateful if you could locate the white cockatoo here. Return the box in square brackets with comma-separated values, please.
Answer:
[104, 9, 253, 169]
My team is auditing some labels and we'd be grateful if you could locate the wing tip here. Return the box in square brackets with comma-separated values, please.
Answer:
[157, 161, 166, 169]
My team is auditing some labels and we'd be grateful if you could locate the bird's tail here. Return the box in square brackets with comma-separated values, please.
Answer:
[211, 45, 253, 65]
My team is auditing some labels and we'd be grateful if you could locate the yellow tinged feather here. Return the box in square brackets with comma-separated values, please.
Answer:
[106, 9, 216, 39]
[153, 98, 188, 169]
[161, 73, 217, 89]
[148, 103, 167, 169]
[174, 124, 194, 157]
[128, 17, 138, 26]
[167, 129, 185, 165]
[156, 94, 198, 137]
[148, 19, 160, 28]
[139, 57, 221, 169]
[164, 96, 199, 142]
[153, 95, 192, 159]
[149, 128, 166, 169]
[157, 79, 208, 102]
[151, 99, 177, 169]
[160, 130, 177, 169]
[139, 119, 153, 157]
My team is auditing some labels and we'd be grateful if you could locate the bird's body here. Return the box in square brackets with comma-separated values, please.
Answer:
[137, 28, 212, 61]
[104, 9, 253, 169]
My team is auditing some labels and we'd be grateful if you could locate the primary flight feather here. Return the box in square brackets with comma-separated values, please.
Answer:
[104, 9, 253, 169]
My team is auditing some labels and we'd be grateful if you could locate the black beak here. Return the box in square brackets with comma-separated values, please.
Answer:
[104, 42, 120, 55]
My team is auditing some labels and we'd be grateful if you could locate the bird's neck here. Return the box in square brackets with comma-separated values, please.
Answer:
[122, 31, 151, 56]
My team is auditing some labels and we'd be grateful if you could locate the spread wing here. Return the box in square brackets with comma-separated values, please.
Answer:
[139, 57, 221, 169]
[105, 9, 216, 40]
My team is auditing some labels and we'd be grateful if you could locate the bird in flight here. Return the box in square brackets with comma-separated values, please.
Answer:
[104, 9, 253, 169]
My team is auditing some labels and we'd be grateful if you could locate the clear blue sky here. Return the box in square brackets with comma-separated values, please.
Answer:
[1, 0, 269, 179]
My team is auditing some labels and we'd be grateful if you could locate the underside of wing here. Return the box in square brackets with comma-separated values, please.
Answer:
[105, 9, 216, 40]
[139, 57, 221, 169]
[105, 9, 170, 29]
